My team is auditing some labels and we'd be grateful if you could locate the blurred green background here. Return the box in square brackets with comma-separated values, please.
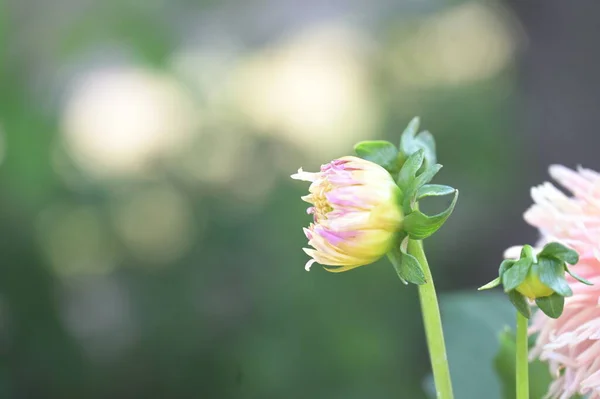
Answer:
[2, 0, 600, 397]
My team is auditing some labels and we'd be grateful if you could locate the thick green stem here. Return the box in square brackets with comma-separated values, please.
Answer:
[516, 312, 529, 399]
[408, 239, 454, 399]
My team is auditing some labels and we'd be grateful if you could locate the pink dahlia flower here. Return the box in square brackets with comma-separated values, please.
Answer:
[291, 156, 403, 272]
[514, 165, 600, 398]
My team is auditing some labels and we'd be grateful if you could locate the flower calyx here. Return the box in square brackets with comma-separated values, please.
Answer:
[479, 243, 590, 319]
[354, 117, 458, 285]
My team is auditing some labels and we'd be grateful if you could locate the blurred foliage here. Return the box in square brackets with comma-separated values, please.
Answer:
[0, 0, 559, 397]
[432, 292, 514, 399]
[494, 328, 554, 399]
[431, 292, 554, 399]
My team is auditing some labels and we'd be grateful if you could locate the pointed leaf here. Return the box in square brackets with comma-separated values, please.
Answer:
[403, 166, 445, 211]
[535, 293, 564, 319]
[502, 258, 532, 292]
[498, 259, 515, 277]
[416, 184, 455, 201]
[398, 251, 426, 285]
[415, 130, 437, 167]
[397, 149, 424, 190]
[478, 277, 501, 291]
[538, 242, 579, 265]
[520, 245, 536, 262]
[413, 164, 443, 191]
[399, 117, 420, 151]
[399, 117, 437, 168]
[508, 290, 531, 319]
[387, 246, 426, 285]
[354, 140, 400, 173]
[565, 265, 593, 285]
[403, 190, 459, 240]
[387, 248, 407, 284]
[537, 257, 572, 297]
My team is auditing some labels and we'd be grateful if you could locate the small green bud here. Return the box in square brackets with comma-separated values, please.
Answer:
[515, 264, 554, 300]
[479, 242, 586, 319]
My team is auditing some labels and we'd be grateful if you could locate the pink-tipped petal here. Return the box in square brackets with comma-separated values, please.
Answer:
[291, 156, 403, 273]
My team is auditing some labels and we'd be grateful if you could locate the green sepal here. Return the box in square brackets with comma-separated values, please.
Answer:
[535, 293, 565, 319]
[498, 259, 515, 277]
[354, 140, 400, 173]
[565, 265, 593, 285]
[416, 184, 455, 201]
[415, 131, 436, 167]
[478, 276, 501, 291]
[387, 237, 426, 285]
[508, 290, 531, 319]
[397, 149, 424, 190]
[403, 164, 444, 212]
[399, 117, 437, 169]
[402, 166, 444, 214]
[403, 189, 459, 240]
[520, 245, 536, 263]
[502, 257, 532, 292]
[538, 242, 579, 265]
[413, 164, 443, 192]
[537, 257, 573, 297]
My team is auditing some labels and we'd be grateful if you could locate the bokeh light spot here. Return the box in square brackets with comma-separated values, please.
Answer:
[61, 66, 200, 178]
[37, 205, 120, 275]
[231, 24, 381, 158]
[390, 2, 519, 87]
[110, 185, 197, 266]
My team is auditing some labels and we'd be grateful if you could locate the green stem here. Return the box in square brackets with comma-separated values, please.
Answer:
[408, 239, 454, 399]
[516, 312, 529, 399]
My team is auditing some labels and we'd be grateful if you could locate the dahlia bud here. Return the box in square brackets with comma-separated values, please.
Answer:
[479, 243, 589, 319]
[514, 263, 554, 300]
[291, 156, 403, 272]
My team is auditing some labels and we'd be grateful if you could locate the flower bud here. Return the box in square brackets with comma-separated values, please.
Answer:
[515, 264, 554, 300]
[291, 156, 403, 272]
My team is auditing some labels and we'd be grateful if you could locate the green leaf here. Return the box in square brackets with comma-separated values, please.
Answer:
[387, 242, 426, 285]
[399, 117, 437, 168]
[537, 257, 572, 297]
[413, 164, 443, 191]
[507, 290, 530, 319]
[353, 140, 400, 173]
[398, 251, 426, 285]
[565, 265, 593, 285]
[494, 328, 553, 399]
[538, 242, 579, 265]
[498, 259, 515, 277]
[403, 189, 459, 240]
[397, 149, 424, 190]
[399, 117, 420, 151]
[416, 131, 436, 166]
[403, 164, 444, 212]
[387, 248, 407, 284]
[416, 184, 455, 201]
[520, 245, 536, 262]
[502, 258, 532, 292]
[478, 277, 501, 291]
[535, 293, 565, 319]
